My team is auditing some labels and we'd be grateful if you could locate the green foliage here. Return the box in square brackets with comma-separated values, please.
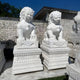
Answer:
[0, 1, 21, 18]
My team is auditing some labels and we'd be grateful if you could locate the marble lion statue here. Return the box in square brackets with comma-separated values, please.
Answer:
[17, 7, 37, 45]
[44, 11, 64, 41]
[72, 12, 80, 33]
[73, 12, 80, 68]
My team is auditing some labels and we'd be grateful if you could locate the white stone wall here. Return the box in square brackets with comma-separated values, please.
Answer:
[61, 19, 74, 41]
[0, 20, 18, 41]
[0, 18, 74, 46]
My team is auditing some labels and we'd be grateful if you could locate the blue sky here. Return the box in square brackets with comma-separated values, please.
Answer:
[0, 0, 80, 15]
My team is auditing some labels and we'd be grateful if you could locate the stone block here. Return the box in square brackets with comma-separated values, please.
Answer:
[12, 47, 43, 74]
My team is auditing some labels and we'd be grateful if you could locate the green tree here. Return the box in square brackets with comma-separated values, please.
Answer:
[10, 6, 21, 18]
[0, 1, 21, 18]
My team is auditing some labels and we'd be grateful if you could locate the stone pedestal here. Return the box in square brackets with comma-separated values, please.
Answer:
[67, 64, 80, 80]
[0, 44, 5, 73]
[12, 45, 43, 74]
[41, 41, 70, 70]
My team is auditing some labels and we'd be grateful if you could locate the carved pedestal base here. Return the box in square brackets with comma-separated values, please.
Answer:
[42, 51, 68, 69]
[12, 46, 43, 74]
[41, 42, 70, 70]
[67, 64, 80, 80]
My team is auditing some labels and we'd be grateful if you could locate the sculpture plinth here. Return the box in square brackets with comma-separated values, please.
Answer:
[41, 11, 70, 70]
[0, 43, 5, 73]
[12, 7, 43, 74]
[12, 45, 43, 74]
[41, 41, 70, 70]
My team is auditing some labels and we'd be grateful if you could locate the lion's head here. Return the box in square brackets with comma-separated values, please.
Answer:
[20, 7, 34, 22]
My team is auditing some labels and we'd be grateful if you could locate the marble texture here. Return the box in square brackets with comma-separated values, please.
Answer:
[41, 11, 70, 70]
[12, 7, 43, 74]
[0, 43, 5, 73]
